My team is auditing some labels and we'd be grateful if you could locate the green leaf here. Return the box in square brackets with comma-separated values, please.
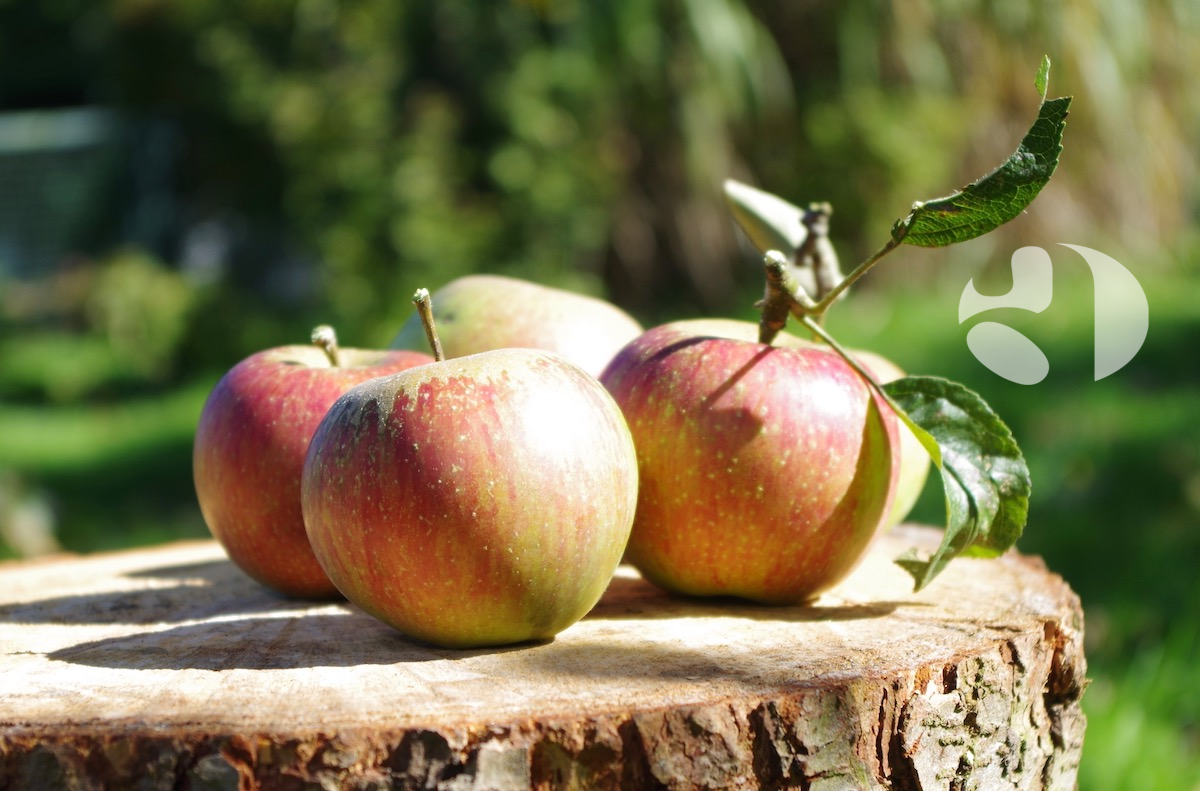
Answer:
[1034, 54, 1051, 100]
[883, 376, 1032, 591]
[892, 59, 1071, 248]
[722, 178, 808, 256]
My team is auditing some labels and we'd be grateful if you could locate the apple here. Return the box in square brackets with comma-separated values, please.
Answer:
[662, 318, 930, 527]
[390, 274, 643, 378]
[599, 319, 902, 604]
[193, 327, 433, 598]
[301, 302, 639, 648]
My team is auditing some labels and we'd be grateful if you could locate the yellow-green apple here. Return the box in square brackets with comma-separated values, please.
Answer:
[661, 318, 930, 527]
[193, 328, 432, 598]
[390, 274, 643, 378]
[300, 345, 639, 648]
[599, 319, 901, 604]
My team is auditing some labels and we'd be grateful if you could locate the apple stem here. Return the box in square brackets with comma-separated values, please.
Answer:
[755, 215, 908, 344]
[311, 325, 341, 367]
[760, 250, 885, 393]
[812, 233, 904, 312]
[411, 288, 445, 362]
[757, 250, 816, 345]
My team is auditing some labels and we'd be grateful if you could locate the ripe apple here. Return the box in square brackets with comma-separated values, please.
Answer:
[390, 274, 643, 378]
[301, 344, 639, 648]
[663, 318, 930, 527]
[193, 328, 433, 598]
[599, 319, 901, 604]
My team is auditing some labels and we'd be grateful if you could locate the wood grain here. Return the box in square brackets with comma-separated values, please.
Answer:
[0, 525, 1085, 790]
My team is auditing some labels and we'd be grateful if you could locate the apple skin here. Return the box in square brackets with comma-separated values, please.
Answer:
[664, 319, 930, 527]
[390, 274, 644, 378]
[193, 344, 433, 598]
[599, 319, 901, 604]
[844, 349, 931, 528]
[301, 348, 639, 648]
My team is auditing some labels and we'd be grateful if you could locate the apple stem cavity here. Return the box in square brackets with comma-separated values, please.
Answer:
[412, 288, 445, 362]
[311, 324, 342, 368]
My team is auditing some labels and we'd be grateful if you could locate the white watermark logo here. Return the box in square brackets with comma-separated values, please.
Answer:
[959, 245, 1149, 384]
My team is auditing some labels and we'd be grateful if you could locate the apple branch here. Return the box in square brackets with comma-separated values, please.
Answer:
[411, 288, 446, 362]
[311, 325, 342, 367]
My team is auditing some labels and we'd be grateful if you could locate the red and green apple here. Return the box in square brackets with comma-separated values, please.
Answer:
[193, 328, 432, 598]
[600, 319, 902, 604]
[302, 310, 639, 647]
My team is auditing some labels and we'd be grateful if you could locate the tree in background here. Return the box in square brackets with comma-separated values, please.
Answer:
[3, 0, 1197, 348]
[96, 0, 793, 340]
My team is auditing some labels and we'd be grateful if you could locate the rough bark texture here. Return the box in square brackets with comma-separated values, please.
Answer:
[0, 525, 1085, 790]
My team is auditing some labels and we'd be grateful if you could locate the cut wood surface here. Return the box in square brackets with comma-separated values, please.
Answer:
[0, 525, 1085, 790]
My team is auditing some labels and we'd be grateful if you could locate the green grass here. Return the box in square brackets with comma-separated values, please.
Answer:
[0, 376, 218, 557]
[1080, 621, 1200, 790]
[0, 378, 213, 472]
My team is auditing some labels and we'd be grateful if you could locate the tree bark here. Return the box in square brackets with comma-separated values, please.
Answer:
[0, 525, 1085, 790]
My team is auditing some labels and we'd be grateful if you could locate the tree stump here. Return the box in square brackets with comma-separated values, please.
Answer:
[0, 525, 1085, 790]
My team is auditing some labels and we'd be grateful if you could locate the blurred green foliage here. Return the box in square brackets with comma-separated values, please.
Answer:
[1, 1, 1199, 787]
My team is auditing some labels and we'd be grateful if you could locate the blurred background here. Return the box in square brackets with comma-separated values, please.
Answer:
[1, 1, 1196, 786]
